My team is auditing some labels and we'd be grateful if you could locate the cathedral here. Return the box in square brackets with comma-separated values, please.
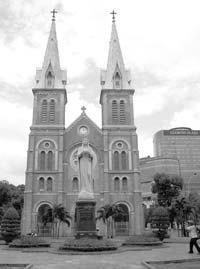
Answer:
[22, 12, 144, 237]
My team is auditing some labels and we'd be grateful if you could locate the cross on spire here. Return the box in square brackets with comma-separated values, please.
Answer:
[81, 106, 86, 113]
[51, 9, 58, 21]
[110, 10, 117, 23]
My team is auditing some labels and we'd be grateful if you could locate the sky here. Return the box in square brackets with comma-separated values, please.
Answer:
[0, 0, 200, 185]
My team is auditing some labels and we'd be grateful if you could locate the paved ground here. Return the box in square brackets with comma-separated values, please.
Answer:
[0, 232, 200, 269]
[149, 261, 200, 269]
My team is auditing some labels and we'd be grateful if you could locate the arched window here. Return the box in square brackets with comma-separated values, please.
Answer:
[41, 100, 47, 122]
[113, 151, 120, 170]
[45, 63, 55, 88]
[114, 72, 121, 88]
[111, 140, 130, 171]
[39, 177, 45, 190]
[72, 177, 78, 192]
[37, 140, 57, 171]
[47, 177, 53, 191]
[114, 177, 120, 192]
[112, 100, 118, 122]
[119, 100, 126, 122]
[40, 151, 46, 170]
[49, 99, 55, 122]
[121, 151, 127, 170]
[122, 177, 128, 192]
[47, 151, 53, 170]
[46, 71, 54, 88]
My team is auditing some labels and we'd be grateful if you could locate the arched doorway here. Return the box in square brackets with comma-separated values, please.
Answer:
[114, 203, 129, 236]
[37, 204, 52, 237]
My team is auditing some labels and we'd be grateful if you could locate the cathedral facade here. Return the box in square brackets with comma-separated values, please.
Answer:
[22, 14, 144, 237]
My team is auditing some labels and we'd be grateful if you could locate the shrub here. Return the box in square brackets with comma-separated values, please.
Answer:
[151, 206, 170, 241]
[59, 237, 117, 252]
[1, 207, 20, 244]
[9, 235, 50, 248]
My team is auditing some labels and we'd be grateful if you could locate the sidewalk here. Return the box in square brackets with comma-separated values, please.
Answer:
[0, 231, 199, 269]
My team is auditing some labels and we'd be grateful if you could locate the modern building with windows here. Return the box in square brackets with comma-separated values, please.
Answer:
[139, 156, 180, 207]
[22, 14, 143, 237]
[153, 127, 200, 191]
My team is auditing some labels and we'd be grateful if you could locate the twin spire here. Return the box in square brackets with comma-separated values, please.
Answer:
[35, 10, 67, 89]
[101, 11, 131, 89]
[35, 10, 131, 90]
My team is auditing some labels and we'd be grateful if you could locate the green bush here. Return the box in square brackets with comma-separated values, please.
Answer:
[1, 207, 20, 244]
[9, 235, 50, 248]
[151, 206, 169, 241]
[59, 238, 117, 252]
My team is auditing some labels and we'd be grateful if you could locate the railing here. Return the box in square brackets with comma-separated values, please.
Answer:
[115, 221, 129, 236]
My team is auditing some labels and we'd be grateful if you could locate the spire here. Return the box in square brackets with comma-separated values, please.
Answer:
[35, 10, 67, 89]
[101, 12, 131, 89]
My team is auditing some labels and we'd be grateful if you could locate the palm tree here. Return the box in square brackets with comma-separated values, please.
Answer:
[42, 204, 71, 238]
[96, 204, 124, 238]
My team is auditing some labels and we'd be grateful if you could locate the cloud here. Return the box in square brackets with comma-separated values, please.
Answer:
[69, 59, 100, 103]
[0, 140, 27, 185]
[138, 134, 153, 158]
[0, 97, 31, 185]
[0, 98, 31, 140]
[0, 81, 32, 107]
[170, 102, 200, 129]
[65, 91, 101, 127]
[134, 85, 171, 118]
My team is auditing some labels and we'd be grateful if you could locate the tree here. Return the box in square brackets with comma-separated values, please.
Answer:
[1, 207, 21, 244]
[96, 204, 125, 238]
[42, 204, 71, 238]
[0, 181, 24, 218]
[0, 207, 5, 224]
[152, 173, 183, 207]
[0, 181, 12, 207]
[173, 196, 196, 237]
[143, 204, 155, 228]
[10, 184, 25, 217]
[187, 192, 200, 221]
[151, 206, 170, 241]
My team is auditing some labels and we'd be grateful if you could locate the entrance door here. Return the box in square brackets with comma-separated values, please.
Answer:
[114, 203, 129, 236]
[37, 204, 52, 237]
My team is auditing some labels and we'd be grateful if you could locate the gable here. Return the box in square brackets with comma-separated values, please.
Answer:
[64, 113, 103, 155]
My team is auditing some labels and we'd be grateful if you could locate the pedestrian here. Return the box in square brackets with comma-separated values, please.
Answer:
[186, 220, 200, 254]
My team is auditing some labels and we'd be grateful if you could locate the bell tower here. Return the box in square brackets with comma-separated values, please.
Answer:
[100, 11, 143, 235]
[23, 10, 67, 235]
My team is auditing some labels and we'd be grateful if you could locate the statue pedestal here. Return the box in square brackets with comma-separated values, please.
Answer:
[75, 200, 97, 239]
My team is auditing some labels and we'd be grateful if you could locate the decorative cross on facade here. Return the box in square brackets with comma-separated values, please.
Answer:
[81, 106, 86, 113]
[51, 9, 58, 21]
[110, 10, 117, 22]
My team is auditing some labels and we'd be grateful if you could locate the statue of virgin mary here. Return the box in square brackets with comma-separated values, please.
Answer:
[77, 138, 94, 200]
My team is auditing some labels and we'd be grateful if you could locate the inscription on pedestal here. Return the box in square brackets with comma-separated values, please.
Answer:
[79, 208, 93, 222]
[75, 201, 96, 238]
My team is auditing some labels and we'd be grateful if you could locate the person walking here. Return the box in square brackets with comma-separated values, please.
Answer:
[186, 220, 200, 254]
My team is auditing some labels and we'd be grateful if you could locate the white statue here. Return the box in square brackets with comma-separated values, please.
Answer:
[77, 138, 94, 200]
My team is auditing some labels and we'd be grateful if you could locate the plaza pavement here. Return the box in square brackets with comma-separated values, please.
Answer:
[0, 232, 200, 269]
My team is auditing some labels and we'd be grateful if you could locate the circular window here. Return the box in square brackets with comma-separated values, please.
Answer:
[117, 142, 123, 149]
[44, 142, 50, 148]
